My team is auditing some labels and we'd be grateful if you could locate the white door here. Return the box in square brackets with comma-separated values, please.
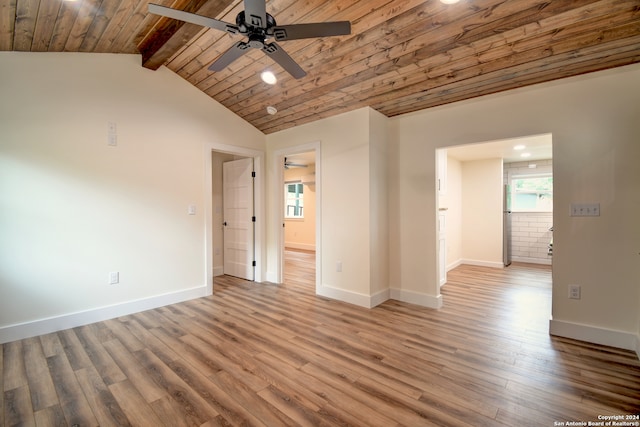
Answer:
[223, 158, 255, 280]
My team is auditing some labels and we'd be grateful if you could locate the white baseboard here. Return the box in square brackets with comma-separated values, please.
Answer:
[317, 284, 381, 308]
[512, 256, 552, 265]
[0, 286, 207, 344]
[370, 288, 391, 308]
[284, 242, 316, 251]
[447, 259, 462, 272]
[317, 283, 444, 310]
[390, 288, 443, 309]
[460, 259, 505, 269]
[549, 318, 638, 354]
[265, 271, 278, 283]
[213, 266, 224, 277]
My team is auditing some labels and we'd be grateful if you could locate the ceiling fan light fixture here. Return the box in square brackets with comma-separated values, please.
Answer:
[261, 70, 277, 85]
[440, 0, 460, 4]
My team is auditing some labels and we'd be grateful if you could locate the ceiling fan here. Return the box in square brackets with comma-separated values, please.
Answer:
[148, 0, 351, 79]
[284, 157, 308, 169]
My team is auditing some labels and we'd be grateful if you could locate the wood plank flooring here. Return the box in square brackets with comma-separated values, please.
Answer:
[3, 251, 640, 426]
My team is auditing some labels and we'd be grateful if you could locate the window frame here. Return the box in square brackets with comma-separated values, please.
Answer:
[509, 170, 553, 213]
[284, 182, 304, 219]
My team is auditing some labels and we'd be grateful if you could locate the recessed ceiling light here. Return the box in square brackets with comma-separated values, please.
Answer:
[440, 0, 460, 4]
[514, 144, 526, 150]
[266, 106, 278, 115]
[521, 152, 532, 158]
[261, 71, 277, 85]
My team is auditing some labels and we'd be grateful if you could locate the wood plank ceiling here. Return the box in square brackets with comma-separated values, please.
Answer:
[2, 0, 640, 134]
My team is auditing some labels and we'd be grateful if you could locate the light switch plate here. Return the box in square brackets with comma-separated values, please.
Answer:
[570, 203, 600, 217]
[109, 272, 119, 285]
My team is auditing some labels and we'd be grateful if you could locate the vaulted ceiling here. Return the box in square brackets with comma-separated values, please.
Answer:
[2, 0, 639, 134]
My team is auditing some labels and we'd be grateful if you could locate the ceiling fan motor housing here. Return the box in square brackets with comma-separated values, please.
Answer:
[236, 11, 276, 35]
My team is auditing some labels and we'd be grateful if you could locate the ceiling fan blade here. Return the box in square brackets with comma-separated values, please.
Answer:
[272, 21, 351, 42]
[262, 42, 306, 79]
[208, 42, 251, 72]
[243, 0, 267, 28]
[148, 4, 238, 34]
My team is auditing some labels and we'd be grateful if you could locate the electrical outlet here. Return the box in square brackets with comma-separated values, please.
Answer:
[107, 121, 118, 146]
[336, 261, 342, 272]
[568, 284, 581, 299]
[109, 272, 119, 285]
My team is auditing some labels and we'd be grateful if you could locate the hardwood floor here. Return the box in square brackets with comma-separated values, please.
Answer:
[3, 252, 639, 426]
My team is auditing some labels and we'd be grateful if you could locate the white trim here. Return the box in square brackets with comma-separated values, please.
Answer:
[635, 334, 640, 360]
[460, 259, 505, 269]
[284, 242, 316, 251]
[213, 266, 224, 277]
[0, 286, 206, 344]
[390, 288, 443, 309]
[204, 142, 265, 293]
[549, 318, 638, 353]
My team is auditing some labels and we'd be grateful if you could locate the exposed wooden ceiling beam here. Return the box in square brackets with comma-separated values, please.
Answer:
[138, 0, 235, 70]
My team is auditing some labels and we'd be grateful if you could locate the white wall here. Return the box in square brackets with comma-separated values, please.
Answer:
[0, 52, 264, 342]
[461, 158, 503, 267]
[389, 63, 640, 351]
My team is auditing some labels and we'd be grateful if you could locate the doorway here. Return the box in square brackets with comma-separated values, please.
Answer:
[436, 133, 553, 291]
[206, 143, 265, 295]
[274, 142, 321, 292]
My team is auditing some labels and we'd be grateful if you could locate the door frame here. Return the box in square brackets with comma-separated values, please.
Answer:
[205, 142, 265, 295]
[273, 141, 321, 292]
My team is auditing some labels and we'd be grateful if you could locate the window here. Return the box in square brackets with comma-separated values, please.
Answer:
[511, 174, 553, 212]
[285, 183, 304, 218]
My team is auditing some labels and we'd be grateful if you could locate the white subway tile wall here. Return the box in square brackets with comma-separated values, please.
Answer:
[505, 160, 553, 265]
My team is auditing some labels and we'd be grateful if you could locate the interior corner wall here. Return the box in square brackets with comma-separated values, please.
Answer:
[461, 158, 503, 267]
[0, 52, 265, 342]
[266, 108, 373, 303]
[389, 63, 640, 351]
[368, 109, 390, 298]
